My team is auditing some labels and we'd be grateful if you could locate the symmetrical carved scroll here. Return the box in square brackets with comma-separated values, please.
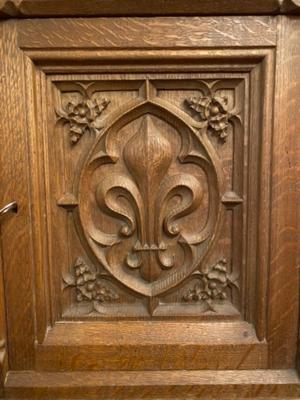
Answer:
[94, 116, 206, 283]
[80, 105, 220, 298]
[182, 259, 238, 311]
[185, 81, 236, 142]
[63, 258, 119, 311]
[56, 83, 109, 144]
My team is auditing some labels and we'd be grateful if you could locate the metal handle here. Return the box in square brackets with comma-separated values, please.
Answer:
[0, 202, 18, 217]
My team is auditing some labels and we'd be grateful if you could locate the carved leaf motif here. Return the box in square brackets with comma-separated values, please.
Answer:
[57, 86, 110, 144]
[182, 259, 239, 311]
[63, 258, 119, 311]
[185, 80, 236, 143]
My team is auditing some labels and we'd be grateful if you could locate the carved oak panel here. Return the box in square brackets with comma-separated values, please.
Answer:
[48, 74, 245, 318]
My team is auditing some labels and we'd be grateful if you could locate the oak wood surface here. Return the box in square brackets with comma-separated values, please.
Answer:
[0, 227, 7, 397]
[4, 369, 300, 399]
[17, 16, 277, 49]
[0, 0, 300, 18]
[0, 20, 35, 371]
[268, 15, 300, 369]
[17, 17, 276, 332]
[35, 322, 267, 371]
[0, 12, 300, 400]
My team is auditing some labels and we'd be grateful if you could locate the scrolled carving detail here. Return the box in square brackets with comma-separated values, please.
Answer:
[78, 90, 222, 297]
[91, 115, 210, 284]
[63, 258, 119, 310]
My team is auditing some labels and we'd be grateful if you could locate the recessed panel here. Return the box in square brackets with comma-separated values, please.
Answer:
[46, 74, 246, 319]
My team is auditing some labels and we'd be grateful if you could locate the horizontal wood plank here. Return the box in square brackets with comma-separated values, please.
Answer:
[1, 0, 300, 17]
[0, 0, 282, 17]
[17, 17, 277, 50]
[42, 321, 263, 345]
[5, 369, 300, 398]
[35, 321, 267, 371]
[36, 343, 268, 371]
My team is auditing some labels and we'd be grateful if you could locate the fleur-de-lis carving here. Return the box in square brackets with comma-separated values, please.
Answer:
[93, 115, 208, 283]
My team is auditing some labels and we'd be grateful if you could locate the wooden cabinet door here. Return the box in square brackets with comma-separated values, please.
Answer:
[0, 12, 300, 399]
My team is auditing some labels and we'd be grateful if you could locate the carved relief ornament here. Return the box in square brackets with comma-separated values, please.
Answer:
[78, 101, 223, 298]
[182, 258, 239, 311]
[56, 84, 109, 144]
[185, 80, 239, 142]
[63, 257, 119, 312]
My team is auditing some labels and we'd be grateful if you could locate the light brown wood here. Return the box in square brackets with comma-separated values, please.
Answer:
[35, 321, 267, 371]
[4, 370, 300, 399]
[19, 18, 275, 328]
[0, 11, 300, 399]
[0, 228, 7, 397]
[268, 15, 300, 369]
[0, 20, 35, 370]
[17, 17, 277, 49]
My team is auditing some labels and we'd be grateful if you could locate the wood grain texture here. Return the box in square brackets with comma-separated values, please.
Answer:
[0, 20, 35, 370]
[26, 51, 271, 332]
[0, 0, 287, 18]
[48, 76, 242, 318]
[1, 13, 300, 398]
[10, 13, 276, 384]
[4, 369, 300, 399]
[0, 228, 7, 396]
[17, 17, 277, 50]
[268, 16, 300, 369]
[35, 322, 267, 371]
[1, 0, 299, 17]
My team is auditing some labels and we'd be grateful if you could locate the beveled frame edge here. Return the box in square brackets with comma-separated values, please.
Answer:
[0, 0, 300, 18]
[3, 14, 296, 376]
[4, 369, 300, 398]
[22, 47, 274, 358]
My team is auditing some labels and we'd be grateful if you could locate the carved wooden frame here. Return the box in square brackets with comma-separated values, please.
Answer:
[22, 38, 274, 372]
[0, 16, 299, 395]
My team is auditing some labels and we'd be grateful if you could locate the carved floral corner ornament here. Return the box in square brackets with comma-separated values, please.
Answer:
[182, 258, 239, 312]
[63, 257, 119, 312]
[185, 81, 239, 142]
[56, 84, 110, 144]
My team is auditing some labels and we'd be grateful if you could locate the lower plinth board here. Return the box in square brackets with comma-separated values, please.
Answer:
[4, 369, 300, 399]
[34, 321, 268, 371]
